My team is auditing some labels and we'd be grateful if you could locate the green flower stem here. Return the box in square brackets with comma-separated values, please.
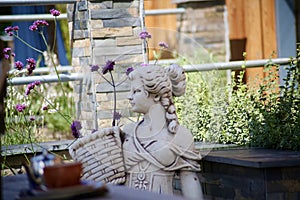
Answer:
[52, 18, 57, 53]
[97, 71, 113, 87]
[32, 90, 71, 125]
[40, 28, 68, 114]
[13, 34, 43, 54]
[22, 112, 35, 156]
[109, 71, 116, 126]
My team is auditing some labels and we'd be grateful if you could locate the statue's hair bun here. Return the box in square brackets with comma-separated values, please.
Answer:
[165, 63, 186, 97]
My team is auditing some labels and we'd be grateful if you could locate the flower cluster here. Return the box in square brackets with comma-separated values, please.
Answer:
[15, 104, 26, 112]
[3, 47, 15, 59]
[25, 81, 41, 96]
[29, 20, 49, 32]
[4, 25, 19, 36]
[26, 57, 36, 75]
[139, 31, 152, 39]
[71, 120, 82, 138]
[50, 8, 61, 17]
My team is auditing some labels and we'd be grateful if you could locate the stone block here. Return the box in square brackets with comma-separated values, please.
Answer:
[93, 45, 141, 56]
[93, 38, 116, 47]
[96, 81, 130, 93]
[91, 9, 132, 19]
[80, 56, 90, 66]
[116, 36, 141, 46]
[75, 11, 89, 22]
[72, 47, 85, 57]
[103, 17, 140, 28]
[89, 1, 113, 9]
[90, 19, 104, 29]
[105, 54, 144, 64]
[78, 1, 87, 11]
[91, 27, 133, 38]
[74, 20, 88, 30]
[127, 7, 139, 17]
[96, 93, 109, 102]
[73, 30, 89, 39]
[73, 39, 91, 48]
[113, 2, 132, 8]
[71, 57, 80, 66]
[93, 56, 106, 65]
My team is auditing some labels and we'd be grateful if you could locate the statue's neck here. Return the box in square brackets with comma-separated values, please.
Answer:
[138, 103, 166, 138]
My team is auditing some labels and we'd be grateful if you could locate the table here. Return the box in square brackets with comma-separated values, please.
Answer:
[2, 174, 187, 200]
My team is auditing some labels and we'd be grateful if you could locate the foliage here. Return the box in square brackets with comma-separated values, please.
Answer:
[2, 8, 76, 147]
[176, 48, 300, 150]
[250, 57, 300, 150]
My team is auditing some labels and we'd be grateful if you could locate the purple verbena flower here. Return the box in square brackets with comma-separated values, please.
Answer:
[90, 64, 99, 72]
[13, 26, 19, 31]
[26, 57, 36, 75]
[3, 47, 15, 60]
[4, 26, 17, 36]
[42, 105, 48, 111]
[15, 104, 26, 112]
[126, 67, 134, 75]
[29, 116, 35, 121]
[50, 8, 61, 16]
[33, 20, 49, 27]
[15, 61, 24, 70]
[158, 41, 169, 49]
[70, 120, 82, 138]
[34, 80, 41, 86]
[29, 25, 38, 31]
[25, 81, 40, 96]
[4, 26, 13, 34]
[140, 63, 149, 67]
[3, 47, 11, 53]
[29, 20, 49, 32]
[102, 60, 115, 74]
[113, 111, 122, 121]
[139, 31, 151, 39]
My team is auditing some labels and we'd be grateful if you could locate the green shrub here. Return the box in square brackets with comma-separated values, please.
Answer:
[176, 49, 300, 150]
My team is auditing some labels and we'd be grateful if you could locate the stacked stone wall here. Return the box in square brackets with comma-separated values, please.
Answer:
[176, 0, 227, 62]
[68, 0, 142, 133]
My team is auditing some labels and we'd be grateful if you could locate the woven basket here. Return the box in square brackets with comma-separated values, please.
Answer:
[68, 127, 126, 184]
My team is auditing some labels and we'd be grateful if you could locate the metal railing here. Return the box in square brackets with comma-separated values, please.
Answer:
[7, 58, 292, 86]
[0, 8, 185, 22]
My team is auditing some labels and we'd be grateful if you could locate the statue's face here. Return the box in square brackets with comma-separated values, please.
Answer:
[128, 78, 155, 114]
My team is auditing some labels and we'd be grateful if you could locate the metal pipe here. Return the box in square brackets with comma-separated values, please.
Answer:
[8, 73, 83, 86]
[0, 13, 67, 22]
[145, 8, 185, 16]
[0, 8, 186, 23]
[182, 58, 292, 72]
[9, 66, 74, 75]
[0, 0, 76, 6]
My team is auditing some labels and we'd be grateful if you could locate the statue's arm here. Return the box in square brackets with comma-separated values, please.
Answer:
[180, 170, 203, 200]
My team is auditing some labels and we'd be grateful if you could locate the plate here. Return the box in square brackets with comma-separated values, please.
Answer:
[17, 181, 108, 200]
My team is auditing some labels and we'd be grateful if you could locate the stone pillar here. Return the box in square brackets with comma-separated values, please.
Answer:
[67, 0, 143, 134]
[174, 0, 227, 62]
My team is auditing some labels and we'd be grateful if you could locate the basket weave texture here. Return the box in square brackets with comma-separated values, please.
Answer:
[68, 127, 126, 184]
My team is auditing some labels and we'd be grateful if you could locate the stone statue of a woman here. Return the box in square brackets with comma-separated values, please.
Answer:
[69, 64, 203, 199]
[120, 64, 203, 199]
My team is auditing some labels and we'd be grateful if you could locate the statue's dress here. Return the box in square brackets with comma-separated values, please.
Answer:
[122, 121, 201, 194]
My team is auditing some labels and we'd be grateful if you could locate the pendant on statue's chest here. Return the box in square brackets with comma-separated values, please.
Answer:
[134, 172, 148, 190]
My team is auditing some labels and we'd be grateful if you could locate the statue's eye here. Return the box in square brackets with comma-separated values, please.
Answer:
[133, 89, 141, 94]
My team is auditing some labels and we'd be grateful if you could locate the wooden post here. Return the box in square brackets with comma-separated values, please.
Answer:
[226, 0, 277, 89]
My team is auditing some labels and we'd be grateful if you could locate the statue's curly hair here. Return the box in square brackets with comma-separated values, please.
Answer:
[128, 64, 186, 134]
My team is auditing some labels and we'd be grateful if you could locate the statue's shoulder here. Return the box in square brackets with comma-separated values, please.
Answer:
[174, 125, 195, 148]
[122, 122, 138, 136]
